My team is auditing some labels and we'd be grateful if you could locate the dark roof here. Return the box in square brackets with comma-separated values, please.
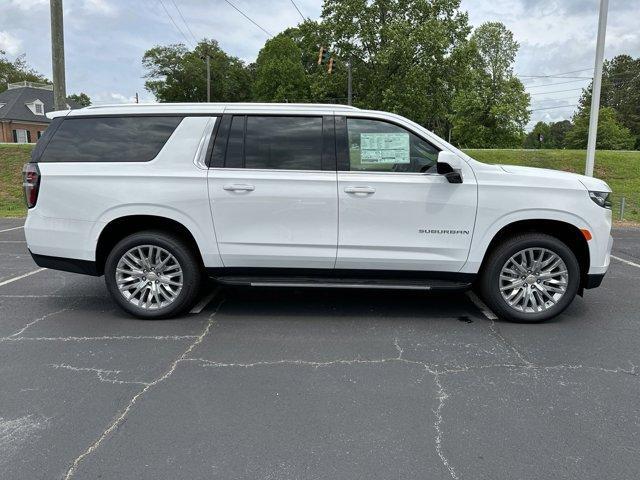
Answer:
[0, 86, 81, 124]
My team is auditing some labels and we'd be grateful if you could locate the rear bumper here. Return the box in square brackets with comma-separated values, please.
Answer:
[585, 273, 605, 289]
[29, 251, 99, 276]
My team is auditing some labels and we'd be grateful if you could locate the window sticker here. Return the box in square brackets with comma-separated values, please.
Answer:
[360, 132, 410, 164]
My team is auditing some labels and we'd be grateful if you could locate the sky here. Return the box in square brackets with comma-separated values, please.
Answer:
[1, 0, 638, 130]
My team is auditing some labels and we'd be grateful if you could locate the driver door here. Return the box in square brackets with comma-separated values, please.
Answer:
[335, 116, 477, 272]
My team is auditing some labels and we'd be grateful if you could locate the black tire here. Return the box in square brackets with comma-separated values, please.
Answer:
[479, 233, 581, 323]
[104, 231, 202, 319]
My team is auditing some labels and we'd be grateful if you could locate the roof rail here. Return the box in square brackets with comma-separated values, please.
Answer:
[83, 102, 359, 110]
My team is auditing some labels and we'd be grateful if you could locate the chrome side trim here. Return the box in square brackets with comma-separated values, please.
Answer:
[193, 117, 217, 170]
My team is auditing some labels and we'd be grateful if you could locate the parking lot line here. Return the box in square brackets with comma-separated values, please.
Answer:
[0, 268, 47, 287]
[611, 255, 640, 269]
[466, 291, 498, 320]
[0, 226, 24, 233]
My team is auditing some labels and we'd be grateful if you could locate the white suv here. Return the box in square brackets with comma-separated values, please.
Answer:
[23, 103, 613, 322]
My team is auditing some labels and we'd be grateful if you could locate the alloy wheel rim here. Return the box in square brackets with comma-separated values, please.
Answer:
[499, 247, 569, 314]
[115, 245, 183, 310]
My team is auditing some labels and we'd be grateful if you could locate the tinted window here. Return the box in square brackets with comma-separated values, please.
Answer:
[225, 115, 245, 168]
[40, 116, 183, 163]
[346, 118, 438, 173]
[31, 117, 63, 162]
[244, 116, 323, 170]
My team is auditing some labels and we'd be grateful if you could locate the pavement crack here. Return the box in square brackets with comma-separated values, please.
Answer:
[62, 300, 224, 480]
[394, 337, 404, 358]
[8, 307, 71, 338]
[487, 319, 535, 368]
[49, 363, 150, 386]
[0, 334, 199, 342]
[431, 372, 459, 480]
[544, 362, 639, 378]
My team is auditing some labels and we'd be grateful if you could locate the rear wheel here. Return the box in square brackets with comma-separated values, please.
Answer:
[479, 233, 581, 323]
[104, 231, 202, 319]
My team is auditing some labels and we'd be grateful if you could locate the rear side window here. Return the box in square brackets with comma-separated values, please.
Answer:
[225, 115, 245, 168]
[39, 116, 183, 163]
[244, 116, 323, 170]
[30, 117, 63, 162]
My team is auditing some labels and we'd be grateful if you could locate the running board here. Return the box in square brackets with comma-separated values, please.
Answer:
[213, 276, 472, 291]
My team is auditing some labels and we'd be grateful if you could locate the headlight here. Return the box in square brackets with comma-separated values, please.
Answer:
[589, 191, 612, 210]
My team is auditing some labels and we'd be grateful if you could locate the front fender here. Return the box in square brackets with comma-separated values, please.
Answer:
[461, 208, 595, 274]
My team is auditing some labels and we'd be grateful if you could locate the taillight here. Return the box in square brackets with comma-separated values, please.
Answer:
[23, 163, 40, 209]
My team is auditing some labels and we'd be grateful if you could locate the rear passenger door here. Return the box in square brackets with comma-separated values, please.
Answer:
[207, 115, 338, 269]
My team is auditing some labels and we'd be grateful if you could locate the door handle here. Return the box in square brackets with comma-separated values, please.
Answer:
[223, 184, 255, 192]
[344, 186, 376, 194]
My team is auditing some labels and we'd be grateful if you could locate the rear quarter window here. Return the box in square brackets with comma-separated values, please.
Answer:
[39, 116, 183, 163]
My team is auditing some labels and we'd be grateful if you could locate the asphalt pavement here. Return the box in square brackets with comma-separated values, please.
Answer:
[0, 218, 639, 480]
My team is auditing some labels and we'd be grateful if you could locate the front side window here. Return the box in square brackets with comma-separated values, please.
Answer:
[40, 116, 182, 163]
[244, 116, 323, 170]
[346, 118, 438, 173]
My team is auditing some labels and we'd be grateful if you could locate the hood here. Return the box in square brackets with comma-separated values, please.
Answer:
[498, 165, 611, 192]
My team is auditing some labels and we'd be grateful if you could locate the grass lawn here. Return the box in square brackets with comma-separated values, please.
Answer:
[0, 144, 32, 217]
[1, 144, 638, 222]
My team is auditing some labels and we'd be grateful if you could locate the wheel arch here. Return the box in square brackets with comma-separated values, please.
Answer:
[95, 215, 205, 275]
[479, 219, 590, 290]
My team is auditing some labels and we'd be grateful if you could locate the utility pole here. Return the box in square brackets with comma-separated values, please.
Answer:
[585, 0, 609, 177]
[206, 55, 211, 102]
[347, 56, 352, 106]
[50, 0, 67, 110]
[200, 54, 211, 102]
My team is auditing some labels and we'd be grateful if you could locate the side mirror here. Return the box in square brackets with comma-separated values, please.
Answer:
[437, 151, 464, 184]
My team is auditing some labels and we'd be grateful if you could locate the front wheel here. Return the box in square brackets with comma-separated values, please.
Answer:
[479, 233, 581, 323]
[104, 231, 202, 319]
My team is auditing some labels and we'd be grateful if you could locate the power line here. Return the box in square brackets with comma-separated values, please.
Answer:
[529, 87, 587, 96]
[533, 94, 583, 101]
[522, 68, 638, 87]
[525, 78, 592, 89]
[222, 0, 272, 37]
[289, 0, 307, 21]
[530, 104, 578, 112]
[520, 75, 593, 80]
[169, 0, 199, 44]
[157, 0, 193, 46]
[517, 67, 592, 78]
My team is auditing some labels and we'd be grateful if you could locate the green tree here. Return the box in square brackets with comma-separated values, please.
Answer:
[524, 120, 573, 149]
[548, 120, 573, 149]
[0, 51, 50, 93]
[523, 121, 551, 149]
[252, 35, 310, 102]
[142, 40, 252, 102]
[321, 0, 473, 136]
[577, 55, 640, 149]
[67, 92, 91, 107]
[281, 20, 347, 103]
[451, 22, 530, 148]
[566, 107, 635, 150]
